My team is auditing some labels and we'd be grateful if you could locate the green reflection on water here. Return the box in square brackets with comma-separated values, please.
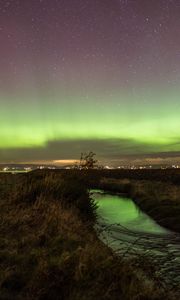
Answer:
[95, 193, 168, 234]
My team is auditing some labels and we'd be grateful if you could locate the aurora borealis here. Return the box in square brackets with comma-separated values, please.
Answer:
[1, 0, 180, 165]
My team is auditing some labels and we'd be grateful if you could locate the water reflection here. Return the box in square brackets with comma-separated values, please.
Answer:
[94, 191, 168, 234]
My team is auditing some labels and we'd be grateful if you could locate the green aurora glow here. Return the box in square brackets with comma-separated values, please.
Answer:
[1, 88, 180, 152]
[1, 0, 180, 164]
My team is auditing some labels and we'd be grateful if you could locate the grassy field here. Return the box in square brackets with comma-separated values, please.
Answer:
[0, 170, 178, 299]
[86, 168, 180, 184]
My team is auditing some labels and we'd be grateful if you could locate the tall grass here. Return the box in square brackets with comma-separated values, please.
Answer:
[0, 171, 176, 300]
[12, 171, 97, 222]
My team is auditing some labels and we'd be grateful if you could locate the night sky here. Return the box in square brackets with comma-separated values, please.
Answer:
[1, 0, 180, 166]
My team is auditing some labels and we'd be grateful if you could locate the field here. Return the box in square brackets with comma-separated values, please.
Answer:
[0, 169, 179, 299]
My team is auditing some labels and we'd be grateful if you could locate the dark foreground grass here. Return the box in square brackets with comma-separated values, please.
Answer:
[0, 171, 176, 300]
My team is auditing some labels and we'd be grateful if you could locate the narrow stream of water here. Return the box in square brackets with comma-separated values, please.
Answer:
[94, 190, 168, 234]
[93, 190, 180, 288]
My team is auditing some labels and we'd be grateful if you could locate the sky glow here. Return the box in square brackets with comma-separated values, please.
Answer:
[0, 0, 180, 165]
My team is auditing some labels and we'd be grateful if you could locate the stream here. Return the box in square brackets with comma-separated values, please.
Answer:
[93, 190, 180, 289]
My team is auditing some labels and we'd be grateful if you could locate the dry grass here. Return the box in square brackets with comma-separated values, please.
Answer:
[129, 180, 180, 232]
[0, 172, 176, 300]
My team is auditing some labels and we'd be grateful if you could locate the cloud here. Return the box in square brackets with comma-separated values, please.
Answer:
[1, 137, 180, 165]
